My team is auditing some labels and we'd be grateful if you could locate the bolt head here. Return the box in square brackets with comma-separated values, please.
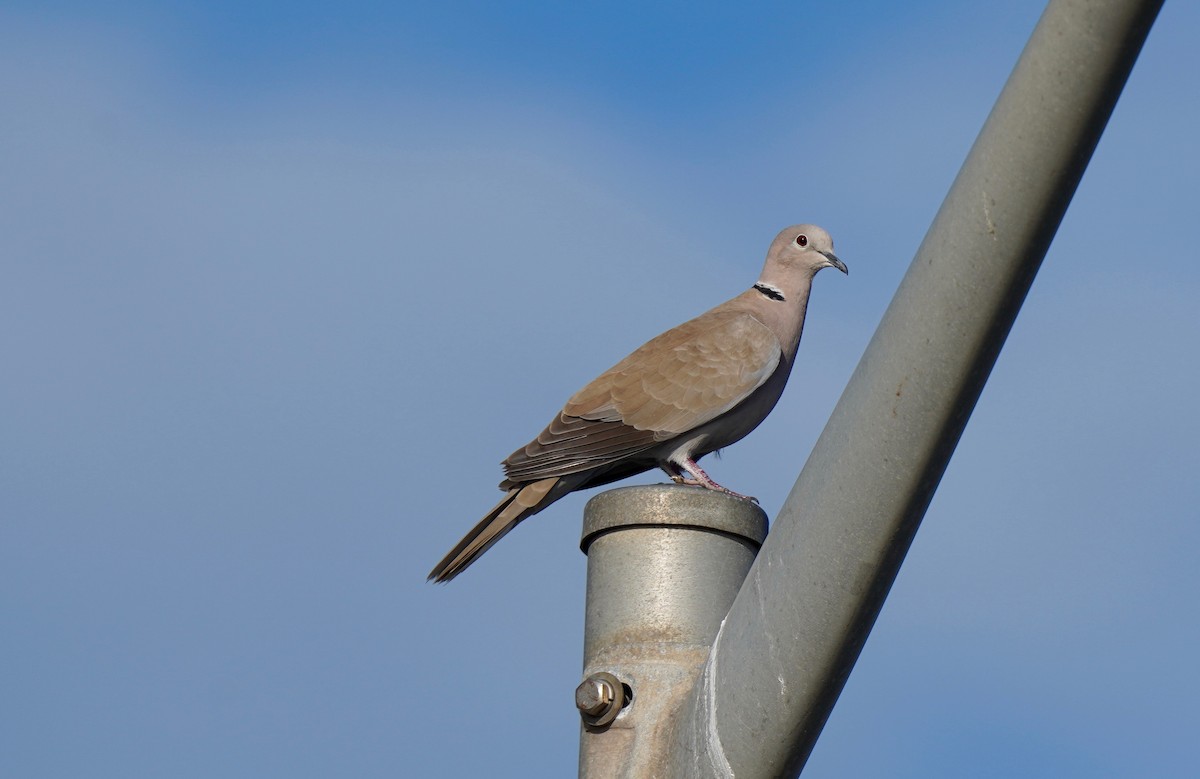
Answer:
[575, 676, 614, 716]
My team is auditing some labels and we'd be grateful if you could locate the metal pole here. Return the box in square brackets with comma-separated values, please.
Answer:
[668, 0, 1163, 776]
[577, 485, 767, 778]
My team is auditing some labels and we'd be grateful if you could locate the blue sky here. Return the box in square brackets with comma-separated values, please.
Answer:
[3, 1, 1198, 776]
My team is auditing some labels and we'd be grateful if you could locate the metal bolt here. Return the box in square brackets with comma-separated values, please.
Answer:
[576, 676, 613, 715]
[575, 672, 625, 727]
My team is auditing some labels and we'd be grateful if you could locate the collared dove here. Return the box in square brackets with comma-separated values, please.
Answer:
[429, 224, 846, 582]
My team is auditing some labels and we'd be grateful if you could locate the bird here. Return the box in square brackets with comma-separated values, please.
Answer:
[428, 224, 846, 582]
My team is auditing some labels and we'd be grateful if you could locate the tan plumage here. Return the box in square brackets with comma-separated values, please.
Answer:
[428, 224, 846, 582]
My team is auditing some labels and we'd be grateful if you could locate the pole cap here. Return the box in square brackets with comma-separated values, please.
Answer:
[581, 484, 768, 553]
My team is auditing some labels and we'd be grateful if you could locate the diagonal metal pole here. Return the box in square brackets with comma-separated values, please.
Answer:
[665, 0, 1163, 776]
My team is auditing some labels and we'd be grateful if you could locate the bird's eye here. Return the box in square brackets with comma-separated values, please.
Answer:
[795, 234, 808, 247]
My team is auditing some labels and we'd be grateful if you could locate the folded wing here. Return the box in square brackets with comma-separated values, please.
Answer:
[503, 310, 781, 483]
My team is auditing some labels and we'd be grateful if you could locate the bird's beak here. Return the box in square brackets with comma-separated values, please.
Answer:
[821, 252, 848, 275]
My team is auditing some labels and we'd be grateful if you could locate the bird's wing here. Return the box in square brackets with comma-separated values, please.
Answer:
[503, 310, 781, 482]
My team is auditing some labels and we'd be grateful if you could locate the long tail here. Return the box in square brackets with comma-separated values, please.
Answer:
[427, 476, 563, 582]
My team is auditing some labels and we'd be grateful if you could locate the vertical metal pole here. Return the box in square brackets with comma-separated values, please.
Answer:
[666, 0, 1163, 776]
[577, 485, 766, 778]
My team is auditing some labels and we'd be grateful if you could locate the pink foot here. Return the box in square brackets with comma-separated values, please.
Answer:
[664, 459, 758, 503]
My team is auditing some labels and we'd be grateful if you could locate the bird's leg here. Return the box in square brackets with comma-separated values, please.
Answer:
[664, 458, 759, 504]
[663, 461, 701, 486]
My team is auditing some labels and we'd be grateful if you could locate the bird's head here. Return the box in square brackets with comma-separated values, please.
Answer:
[768, 224, 847, 277]
[755, 224, 847, 301]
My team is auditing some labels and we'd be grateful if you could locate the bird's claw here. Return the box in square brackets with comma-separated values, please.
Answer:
[715, 485, 759, 503]
[666, 463, 758, 503]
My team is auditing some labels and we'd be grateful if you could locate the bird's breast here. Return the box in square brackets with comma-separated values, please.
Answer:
[690, 362, 791, 456]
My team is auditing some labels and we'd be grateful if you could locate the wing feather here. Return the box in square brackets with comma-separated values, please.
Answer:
[502, 309, 781, 483]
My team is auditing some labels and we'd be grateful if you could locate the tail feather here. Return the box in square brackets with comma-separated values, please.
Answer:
[428, 477, 561, 582]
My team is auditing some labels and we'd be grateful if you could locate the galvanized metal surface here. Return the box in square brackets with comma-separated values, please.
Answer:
[578, 485, 766, 779]
[667, 0, 1164, 776]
